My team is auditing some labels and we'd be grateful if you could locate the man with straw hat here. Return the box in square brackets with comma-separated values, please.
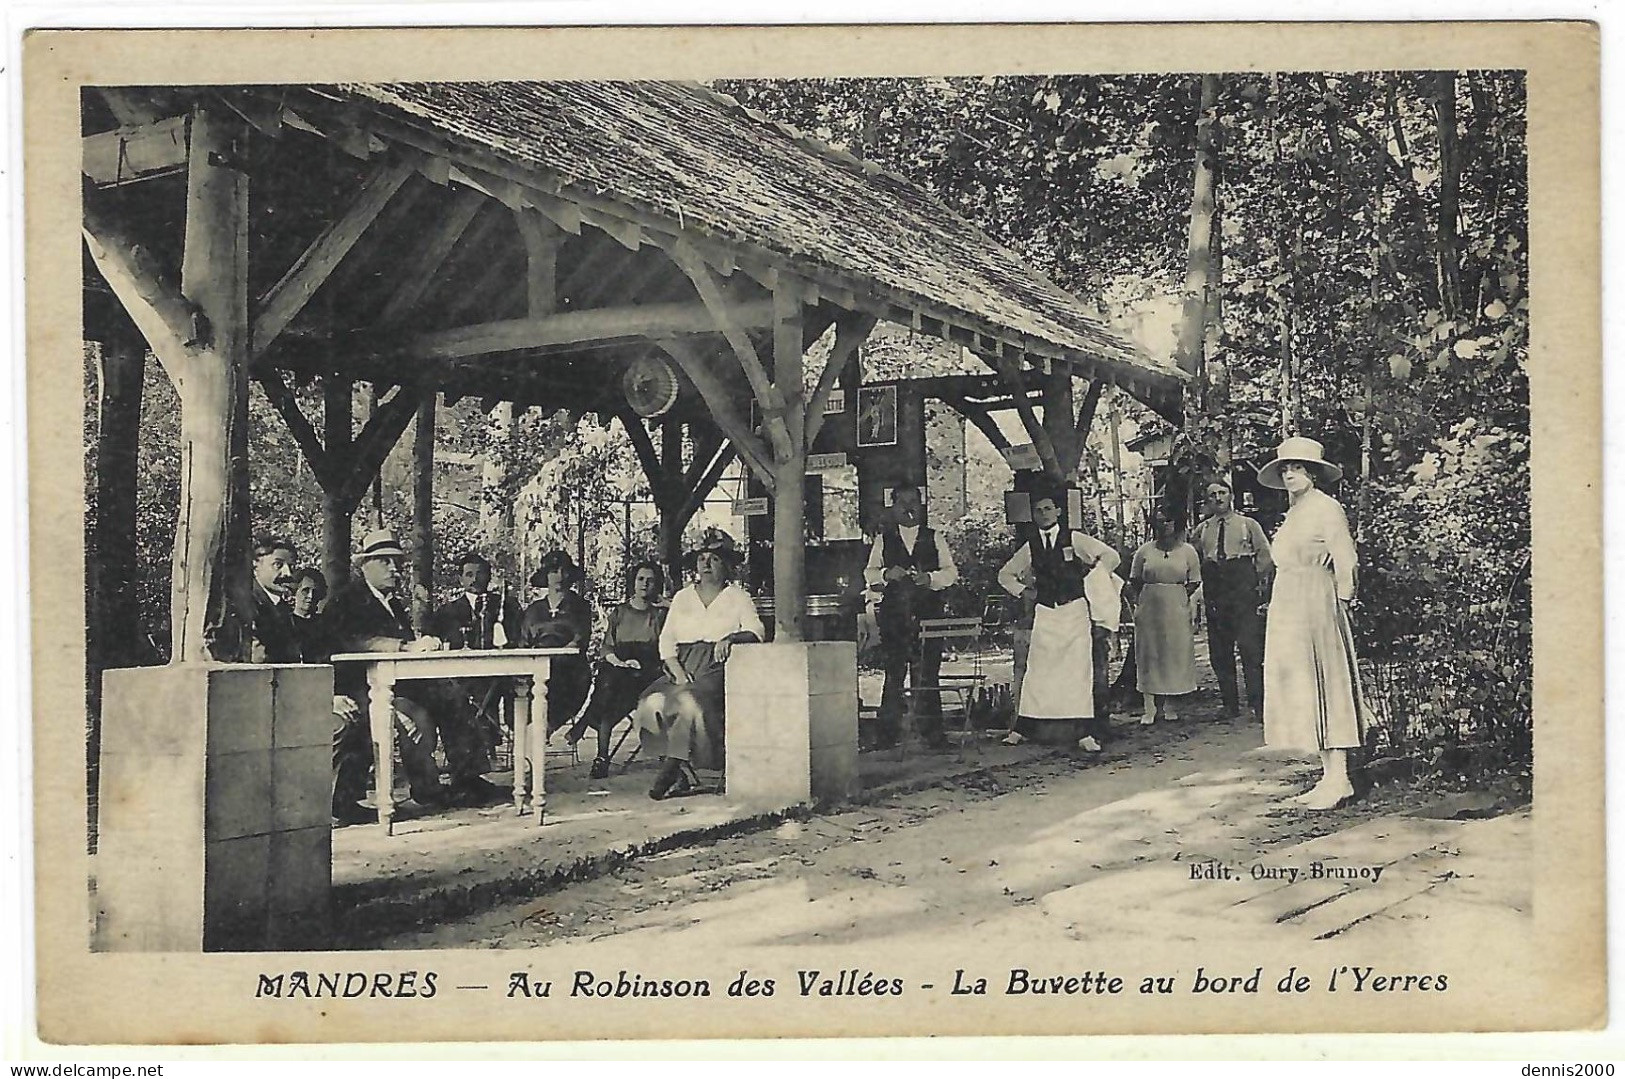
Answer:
[324, 528, 502, 816]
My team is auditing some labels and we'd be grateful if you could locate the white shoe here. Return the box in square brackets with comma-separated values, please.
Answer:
[1139, 714, 1156, 726]
[1077, 736, 1103, 753]
[1001, 731, 1026, 746]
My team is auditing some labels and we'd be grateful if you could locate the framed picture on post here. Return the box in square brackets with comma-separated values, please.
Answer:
[856, 383, 898, 448]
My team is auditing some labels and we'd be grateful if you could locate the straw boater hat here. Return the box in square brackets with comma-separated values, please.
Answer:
[682, 526, 743, 571]
[1257, 436, 1343, 490]
[353, 527, 407, 563]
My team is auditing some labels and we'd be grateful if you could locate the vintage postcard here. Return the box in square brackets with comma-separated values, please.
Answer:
[25, 21, 1601, 1045]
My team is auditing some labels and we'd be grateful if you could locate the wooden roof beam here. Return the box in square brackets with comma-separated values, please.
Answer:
[654, 337, 775, 492]
[388, 299, 774, 363]
[990, 351, 1061, 478]
[252, 153, 417, 355]
[82, 114, 190, 187]
[666, 240, 791, 461]
[374, 185, 487, 326]
[803, 312, 877, 448]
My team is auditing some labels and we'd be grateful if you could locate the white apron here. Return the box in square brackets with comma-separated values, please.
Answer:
[1018, 597, 1095, 719]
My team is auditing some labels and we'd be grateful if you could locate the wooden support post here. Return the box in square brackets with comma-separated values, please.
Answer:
[171, 105, 253, 663]
[1041, 367, 1080, 479]
[1107, 385, 1127, 539]
[322, 376, 354, 589]
[514, 208, 561, 317]
[411, 393, 437, 626]
[771, 287, 806, 642]
[89, 327, 147, 671]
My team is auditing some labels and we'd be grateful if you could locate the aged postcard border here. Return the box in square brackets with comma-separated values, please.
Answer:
[23, 21, 1603, 1045]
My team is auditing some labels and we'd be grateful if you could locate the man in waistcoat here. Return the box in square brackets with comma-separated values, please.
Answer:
[997, 486, 1120, 747]
[1191, 478, 1274, 720]
[863, 485, 958, 750]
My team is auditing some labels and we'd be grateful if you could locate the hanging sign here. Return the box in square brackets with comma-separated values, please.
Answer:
[1001, 443, 1043, 471]
[806, 452, 849, 472]
[736, 497, 769, 517]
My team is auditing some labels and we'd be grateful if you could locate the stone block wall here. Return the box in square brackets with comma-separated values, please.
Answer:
[95, 663, 333, 952]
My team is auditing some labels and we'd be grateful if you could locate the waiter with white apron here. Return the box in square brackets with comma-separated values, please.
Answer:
[998, 486, 1121, 746]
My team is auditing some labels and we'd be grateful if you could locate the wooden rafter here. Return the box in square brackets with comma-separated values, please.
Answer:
[81, 194, 201, 385]
[430, 209, 518, 325]
[341, 383, 427, 504]
[940, 396, 1012, 452]
[256, 370, 336, 488]
[617, 410, 666, 496]
[252, 153, 417, 355]
[992, 353, 1061, 477]
[97, 88, 166, 126]
[386, 300, 774, 363]
[666, 240, 792, 460]
[373, 185, 487, 326]
[1075, 378, 1106, 442]
[803, 312, 878, 448]
[677, 442, 737, 522]
[654, 337, 775, 491]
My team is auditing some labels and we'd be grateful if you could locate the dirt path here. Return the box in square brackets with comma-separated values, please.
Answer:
[376, 687, 1528, 954]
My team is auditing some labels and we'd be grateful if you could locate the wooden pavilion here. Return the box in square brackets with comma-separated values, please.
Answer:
[82, 80, 1185, 669]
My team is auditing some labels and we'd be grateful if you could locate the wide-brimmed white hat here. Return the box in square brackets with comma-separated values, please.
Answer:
[1257, 436, 1343, 490]
[354, 527, 407, 563]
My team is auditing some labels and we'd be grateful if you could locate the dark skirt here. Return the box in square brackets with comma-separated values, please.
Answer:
[635, 641, 726, 770]
[544, 653, 591, 732]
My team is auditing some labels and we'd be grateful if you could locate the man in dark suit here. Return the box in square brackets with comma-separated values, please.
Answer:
[247, 537, 378, 825]
[425, 550, 523, 776]
[248, 535, 301, 664]
[862, 485, 958, 750]
[425, 551, 523, 649]
[325, 528, 502, 814]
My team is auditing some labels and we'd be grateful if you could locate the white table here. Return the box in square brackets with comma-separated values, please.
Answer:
[330, 647, 578, 834]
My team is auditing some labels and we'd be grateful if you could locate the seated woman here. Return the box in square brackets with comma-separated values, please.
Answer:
[565, 559, 669, 779]
[519, 550, 593, 733]
[635, 528, 764, 800]
[287, 566, 331, 662]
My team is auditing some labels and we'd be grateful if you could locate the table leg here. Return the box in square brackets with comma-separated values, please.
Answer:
[529, 673, 547, 826]
[512, 676, 531, 816]
[368, 665, 396, 836]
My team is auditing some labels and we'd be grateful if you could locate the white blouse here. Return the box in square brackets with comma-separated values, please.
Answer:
[658, 582, 766, 660]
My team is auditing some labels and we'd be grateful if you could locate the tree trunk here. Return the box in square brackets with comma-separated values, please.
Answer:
[90, 330, 147, 671]
[771, 288, 806, 642]
[321, 376, 354, 589]
[1175, 74, 1222, 399]
[410, 393, 436, 626]
[171, 105, 253, 664]
[1432, 71, 1464, 321]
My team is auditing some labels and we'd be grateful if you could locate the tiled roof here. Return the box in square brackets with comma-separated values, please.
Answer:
[334, 80, 1183, 399]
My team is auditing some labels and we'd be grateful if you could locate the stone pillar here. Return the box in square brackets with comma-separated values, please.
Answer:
[725, 642, 857, 809]
[94, 664, 333, 951]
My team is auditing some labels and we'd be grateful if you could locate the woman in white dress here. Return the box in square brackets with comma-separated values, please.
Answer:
[1259, 436, 1366, 810]
[635, 527, 765, 800]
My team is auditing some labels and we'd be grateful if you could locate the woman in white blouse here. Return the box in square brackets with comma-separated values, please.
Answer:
[635, 527, 765, 799]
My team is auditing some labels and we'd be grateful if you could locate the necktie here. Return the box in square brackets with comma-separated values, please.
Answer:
[474, 594, 488, 648]
[1218, 515, 1229, 560]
